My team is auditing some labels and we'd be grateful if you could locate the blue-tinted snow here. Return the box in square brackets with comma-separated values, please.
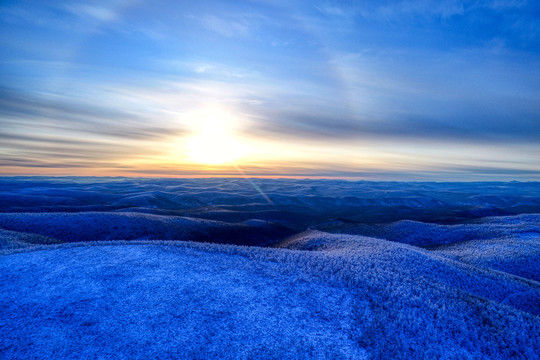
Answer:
[2, 177, 540, 227]
[0, 178, 539, 359]
[327, 214, 540, 282]
[0, 243, 365, 360]
[1, 239, 538, 359]
[0, 212, 291, 246]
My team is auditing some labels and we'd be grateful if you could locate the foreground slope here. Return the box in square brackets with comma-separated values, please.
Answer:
[275, 231, 540, 358]
[1, 234, 539, 359]
[0, 243, 363, 360]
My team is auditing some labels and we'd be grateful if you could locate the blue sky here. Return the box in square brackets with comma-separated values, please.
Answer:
[1, 0, 539, 179]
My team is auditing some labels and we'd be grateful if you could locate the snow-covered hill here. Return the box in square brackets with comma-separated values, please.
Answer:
[323, 214, 540, 282]
[2, 178, 540, 226]
[0, 243, 363, 360]
[0, 212, 291, 246]
[1, 234, 539, 359]
[1, 178, 539, 359]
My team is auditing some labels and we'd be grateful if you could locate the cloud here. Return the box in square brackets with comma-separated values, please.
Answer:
[0, 1, 122, 33]
[0, 88, 184, 141]
[375, 0, 465, 20]
[0, 84, 189, 173]
[442, 164, 540, 176]
[245, 108, 540, 145]
[64, 4, 119, 22]
[482, 0, 527, 10]
[200, 15, 250, 37]
[315, 5, 350, 18]
[0, 155, 133, 169]
[357, 0, 528, 22]
[156, 59, 258, 78]
[117, 160, 540, 181]
[0, 129, 146, 169]
[229, 45, 540, 146]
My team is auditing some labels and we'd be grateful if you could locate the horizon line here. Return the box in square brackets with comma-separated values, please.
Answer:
[1, 174, 538, 183]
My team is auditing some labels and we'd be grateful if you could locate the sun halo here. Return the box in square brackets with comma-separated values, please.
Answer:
[184, 109, 249, 166]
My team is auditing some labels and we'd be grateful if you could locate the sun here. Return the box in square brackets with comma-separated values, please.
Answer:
[185, 108, 249, 165]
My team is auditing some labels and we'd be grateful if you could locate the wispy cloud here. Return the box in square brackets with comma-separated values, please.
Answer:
[245, 108, 540, 145]
[156, 59, 258, 78]
[64, 4, 119, 22]
[482, 0, 527, 10]
[199, 14, 250, 37]
[375, 0, 465, 20]
[0, 88, 183, 141]
[315, 5, 350, 18]
[355, 0, 528, 22]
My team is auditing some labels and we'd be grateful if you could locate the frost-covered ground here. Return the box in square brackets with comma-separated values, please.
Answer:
[1, 238, 538, 359]
[324, 214, 540, 282]
[0, 243, 364, 359]
[0, 178, 539, 359]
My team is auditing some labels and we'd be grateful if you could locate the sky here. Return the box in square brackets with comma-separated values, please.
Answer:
[1, 0, 539, 180]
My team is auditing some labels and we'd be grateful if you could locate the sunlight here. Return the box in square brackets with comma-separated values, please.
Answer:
[185, 107, 250, 165]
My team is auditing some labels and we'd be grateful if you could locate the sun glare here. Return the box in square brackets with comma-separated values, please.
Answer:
[185, 107, 249, 165]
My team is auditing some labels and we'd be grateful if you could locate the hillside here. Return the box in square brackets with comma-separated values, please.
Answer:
[1, 178, 539, 359]
[1, 233, 538, 359]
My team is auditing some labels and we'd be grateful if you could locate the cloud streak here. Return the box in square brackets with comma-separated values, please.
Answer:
[0, 87, 185, 141]
[199, 15, 250, 38]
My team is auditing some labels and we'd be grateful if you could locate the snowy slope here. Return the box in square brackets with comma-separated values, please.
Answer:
[0, 243, 364, 360]
[1, 237, 538, 359]
[0, 228, 62, 249]
[275, 231, 540, 358]
[336, 214, 540, 247]
[1, 179, 539, 359]
[327, 214, 540, 281]
[0, 212, 292, 246]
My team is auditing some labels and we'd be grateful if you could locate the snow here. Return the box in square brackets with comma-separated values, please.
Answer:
[336, 214, 540, 247]
[434, 232, 540, 281]
[2, 177, 540, 226]
[0, 178, 539, 359]
[0, 212, 292, 246]
[1, 236, 538, 359]
[0, 243, 365, 360]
